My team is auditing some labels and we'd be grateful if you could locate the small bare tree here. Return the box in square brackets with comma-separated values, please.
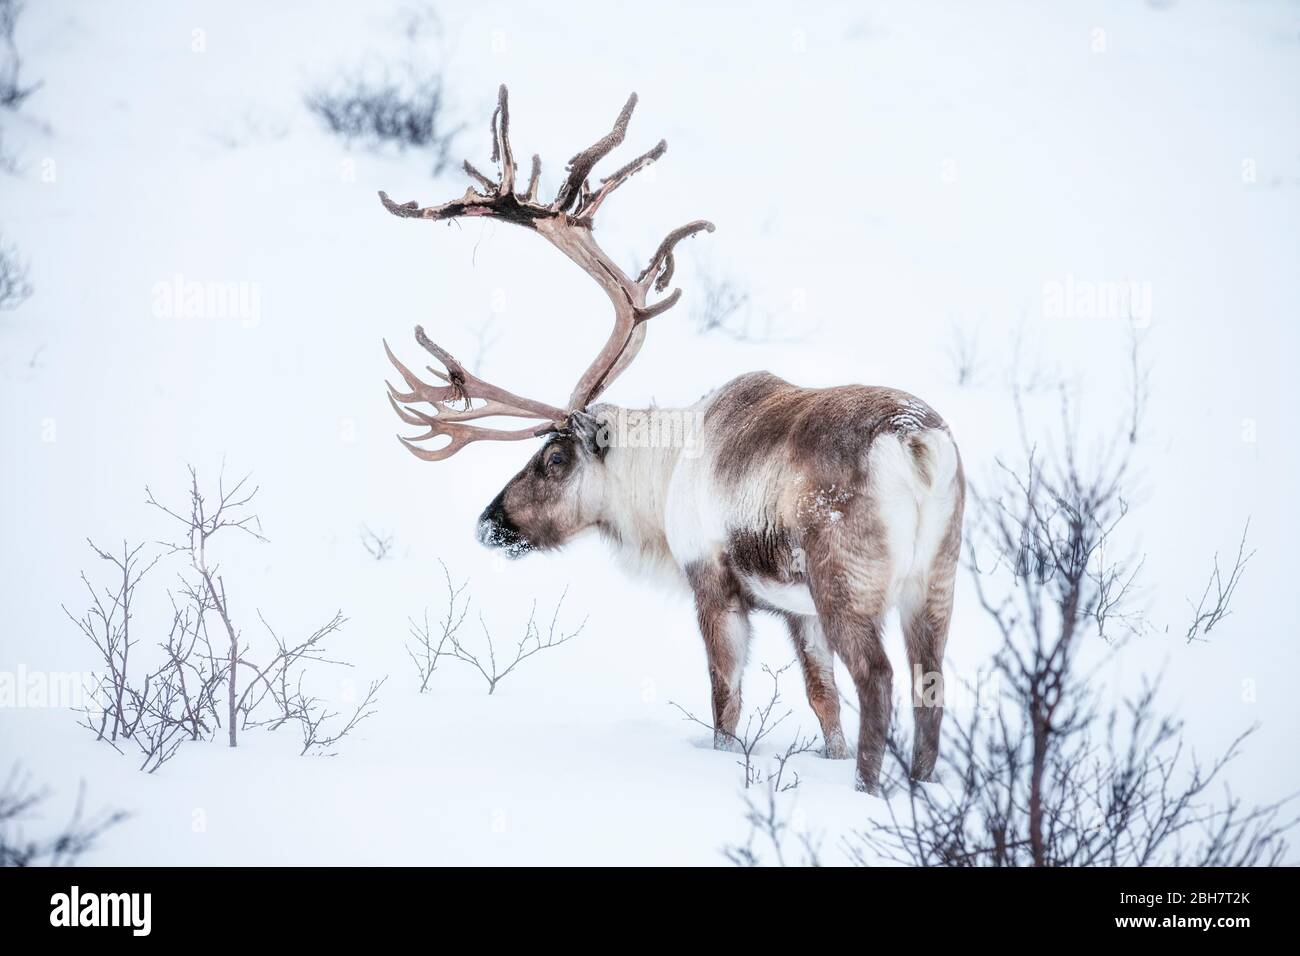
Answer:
[0, 768, 125, 867]
[65, 539, 228, 772]
[446, 589, 585, 695]
[147, 466, 266, 749]
[63, 541, 159, 745]
[69, 467, 385, 769]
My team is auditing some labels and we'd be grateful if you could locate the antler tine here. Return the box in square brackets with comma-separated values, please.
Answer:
[489, 84, 516, 195]
[397, 420, 555, 463]
[463, 160, 495, 192]
[383, 338, 462, 406]
[638, 220, 716, 293]
[578, 139, 667, 222]
[384, 328, 568, 462]
[407, 326, 568, 421]
[386, 390, 552, 429]
[553, 93, 637, 213]
[386, 324, 566, 462]
[525, 154, 541, 202]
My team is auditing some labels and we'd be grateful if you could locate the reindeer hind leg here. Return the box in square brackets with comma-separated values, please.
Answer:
[900, 468, 963, 783]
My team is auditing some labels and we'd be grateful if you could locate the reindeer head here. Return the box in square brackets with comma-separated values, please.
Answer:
[379, 85, 711, 557]
[474, 410, 609, 557]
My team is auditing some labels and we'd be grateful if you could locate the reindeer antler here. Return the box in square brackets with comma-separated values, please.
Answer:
[380, 84, 713, 461]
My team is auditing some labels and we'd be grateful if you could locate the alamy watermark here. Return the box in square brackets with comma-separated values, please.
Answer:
[1043, 274, 1152, 328]
[0, 665, 104, 710]
[595, 408, 707, 458]
[50, 886, 151, 936]
[151, 273, 261, 328]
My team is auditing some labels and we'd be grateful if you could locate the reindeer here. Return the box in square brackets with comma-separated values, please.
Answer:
[379, 87, 964, 794]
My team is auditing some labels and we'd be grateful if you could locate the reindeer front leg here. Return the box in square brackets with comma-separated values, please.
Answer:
[686, 558, 751, 750]
[784, 614, 851, 759]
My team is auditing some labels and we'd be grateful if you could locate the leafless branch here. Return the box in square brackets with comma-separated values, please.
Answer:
[359, 523, 394, 561]
[692, 271, 750, 337]
[946, 321, 984, 387]
[305, 66, 460, 175]
[723, 783, 823, 868]
[0, 0, 40, 111]
[446, 588, 585, 694]
[0, 768, 126, 867]
[0, 236, 31, 310]
[672, 662, 818, 790]
[406, 560, 469, 692]
[1185, 521, 1254, 644]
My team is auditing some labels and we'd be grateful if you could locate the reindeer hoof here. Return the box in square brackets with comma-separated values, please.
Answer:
[712, 730, 742, 753]
[822, 731, 852, 760]
[910, 754, 940, 783]
[854, 772, 883, 796]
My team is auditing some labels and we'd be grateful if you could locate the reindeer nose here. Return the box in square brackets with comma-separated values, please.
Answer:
[478, 491, 506, 530]
[477, 512, 501, 548]
[477, 492, 524, 551]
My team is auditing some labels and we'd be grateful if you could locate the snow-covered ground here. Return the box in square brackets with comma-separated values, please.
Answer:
[2, 0, 1298, 865]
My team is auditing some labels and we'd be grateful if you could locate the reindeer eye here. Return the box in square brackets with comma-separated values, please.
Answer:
[546, 448, 569, 469]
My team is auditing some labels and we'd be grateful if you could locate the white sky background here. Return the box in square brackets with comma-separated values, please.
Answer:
[1, 0, 1297, 864]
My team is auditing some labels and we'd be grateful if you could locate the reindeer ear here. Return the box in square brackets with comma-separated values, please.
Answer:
[568, 410, 610, 461]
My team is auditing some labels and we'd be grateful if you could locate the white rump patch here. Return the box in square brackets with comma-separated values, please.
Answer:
[867, 429, 962, 607]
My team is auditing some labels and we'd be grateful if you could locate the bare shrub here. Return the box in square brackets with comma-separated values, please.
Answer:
[67, 467, 385, 769]
[64, 541, 159, 747]
[305, 69, 458, 174]
[240, 617, 387, 756]
[693, 271, 750, 337]
[723, 784, 823, 867]
[946, 321, 984, 387]
[146, 466, 265, 751]
[446, 589, 585, 695]
[0, 0, 40, 111]
[209, 107, 290, 151]
[846, 347, 1294, 867]
[0, 236, 32, 310]
[406, 560, 468, 692]
[0, 768, 125, 866]
[691, 268, 807, 343]
[668, 665, 823, 867]
[469, 315, 501, 373]
[359, 523, 394, 561]
[672, 663, 819, 791]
